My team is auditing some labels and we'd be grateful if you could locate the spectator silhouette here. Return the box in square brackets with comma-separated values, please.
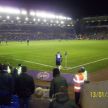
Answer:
[15, 66, 35, 108]
[0, 64, 14, 106]
[49, 68, 68, 98]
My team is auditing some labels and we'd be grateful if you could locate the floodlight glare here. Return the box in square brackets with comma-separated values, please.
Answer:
[36, 11, 47, 18]
[61, 21, 64, 24]
[16, 16, 20, 20]
[50, 24, 52, 26]
[58, 15, 66, 20]
[55, 16, 59, 19]
[36, 11, 56, 19]
[56, 20, 59, 24]
[0, 7, 4, 13]
[45, 13, 56, 19]
[0, 7, 20, 14]
[37, 18, 40, 22]
[66, 17, 72, 20]
[43, 19, 47, 22]
[7, 16, 10, 19]
[21, 10, 27, 15]
[33, 18, 36, 21]
[25, 17, 29, 21]
[67, 24, 70, 26]
[30, 11, 35, 16]
[50, 20, 53, 23]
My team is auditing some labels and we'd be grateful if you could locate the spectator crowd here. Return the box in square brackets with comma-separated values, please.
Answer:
[0, 25, 76, 41]
[0, 63, 88, 108]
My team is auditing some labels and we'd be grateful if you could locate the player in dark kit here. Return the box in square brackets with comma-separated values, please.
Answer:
[27, 39, 29, 46]
[56, 52, 62, 70]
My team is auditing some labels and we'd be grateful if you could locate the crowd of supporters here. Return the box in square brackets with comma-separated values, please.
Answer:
[0, 64, 35, 108]
[78, 27, 108, 40]
[0, 25, 77, 41]
[0, 62, 89, 108]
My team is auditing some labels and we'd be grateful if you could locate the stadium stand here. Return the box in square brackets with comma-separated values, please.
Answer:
[0, 7, 77, 41]
[75, 16, 108, 39]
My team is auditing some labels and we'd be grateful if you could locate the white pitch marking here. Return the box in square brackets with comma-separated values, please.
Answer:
[65, 57, 108, 70]
[14, 57, 108, 70]
[15, 58, 54, 68]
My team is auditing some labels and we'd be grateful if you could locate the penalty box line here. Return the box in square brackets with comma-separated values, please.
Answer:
[14, 57, 108, 70]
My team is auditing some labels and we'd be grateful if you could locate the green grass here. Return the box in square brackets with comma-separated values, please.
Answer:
[0, 40, 108, 73]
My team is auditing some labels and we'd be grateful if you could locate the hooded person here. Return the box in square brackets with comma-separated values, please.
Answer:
[0, 64, 14, 105]
[15, 66, 35, 108]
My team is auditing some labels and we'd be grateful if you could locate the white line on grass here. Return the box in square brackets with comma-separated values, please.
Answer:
[15, 58, 54, 68]
[14, 57, 108, 70]
[65, 57, 108, 70]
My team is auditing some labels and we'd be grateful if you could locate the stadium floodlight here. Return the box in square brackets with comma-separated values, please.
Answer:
[50, 24, 52, 26]
[56, 20, 59, 24]
[16, 16, 20, 20]
[50, 20, 53, 23]
[33, 18, 36, 21]
[37, 18, 40, 22]
[6, 16, 10, 19]
[0, 6, 4, 13]
[61, 21, 64, 24]
[0, 6, 20, 14]
[30, 11, 35, 16]
[21, 10, 27, 15]
[25, 17, 29, 21]
[58, 15, 65, 20]
[67, 24, 70, 26]
[53, 24, 56, 26]
[66, 17, 72, 20]
[43, 19, 47, 22]
[36, 11, 56, 19]
[55, 16, 59, 19]
[45, 13, 56, 19]
[36, 11, 47, 18]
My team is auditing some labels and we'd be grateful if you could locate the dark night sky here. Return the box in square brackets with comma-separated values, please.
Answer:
[0, 0, 108, 19]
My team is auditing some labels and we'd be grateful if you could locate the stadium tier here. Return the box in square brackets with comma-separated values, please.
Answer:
[75, 16, 108, 40]
[0, 6, 77, 41]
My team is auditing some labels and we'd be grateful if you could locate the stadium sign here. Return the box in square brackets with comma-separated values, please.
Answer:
[37, 72, 50, 80]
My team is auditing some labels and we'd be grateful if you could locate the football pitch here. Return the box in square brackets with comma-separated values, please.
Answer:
[0, 40, 108, 73]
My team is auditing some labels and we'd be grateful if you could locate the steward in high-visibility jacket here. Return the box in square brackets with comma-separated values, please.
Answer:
[73, 70, 84, 106]
[80, 67, 88, 82]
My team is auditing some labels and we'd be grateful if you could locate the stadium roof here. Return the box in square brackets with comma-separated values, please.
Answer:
[0, 6, 73, 27]
[0, 6, 71, 20]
